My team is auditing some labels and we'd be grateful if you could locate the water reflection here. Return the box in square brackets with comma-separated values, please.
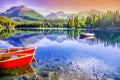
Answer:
[0, 28, 120, 79]
[0, 28, 120, 48]
[94, 30, 120, 48]
[0, 28, 18, 38]
[34, 45, 120, 79]
[0, 64, 35, 79]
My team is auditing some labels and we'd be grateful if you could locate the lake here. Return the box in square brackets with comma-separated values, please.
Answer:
[0, 28, 120, 80]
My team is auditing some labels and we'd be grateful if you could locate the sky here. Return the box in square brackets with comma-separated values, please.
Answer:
[0, 0, 120, 15]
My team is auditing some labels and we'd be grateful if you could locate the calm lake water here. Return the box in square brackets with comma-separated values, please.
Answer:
[0, 28, 120, 80]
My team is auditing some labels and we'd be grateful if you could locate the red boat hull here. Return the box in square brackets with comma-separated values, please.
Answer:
[10, 48, 35, 55]
[0, 54, 33, 69]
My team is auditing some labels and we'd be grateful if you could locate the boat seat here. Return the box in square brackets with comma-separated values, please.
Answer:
[7, 48, 19, 52]
[0, 53, 12, 61]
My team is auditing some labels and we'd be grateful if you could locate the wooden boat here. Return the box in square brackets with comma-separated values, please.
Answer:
[0, 54, 34, 69]
[0, 48, 37, 63]
[80, 33, 95, 37]
[0, 48, 36, 69]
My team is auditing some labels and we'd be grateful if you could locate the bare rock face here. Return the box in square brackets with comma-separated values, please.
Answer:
[46, 11, 70, 19]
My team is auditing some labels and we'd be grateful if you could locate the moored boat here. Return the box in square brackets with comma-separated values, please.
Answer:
[0, 48, 37, 62]
[0, 54, 34, 69]
[0, 48, 36, 69]
[80, 33, 95, 37]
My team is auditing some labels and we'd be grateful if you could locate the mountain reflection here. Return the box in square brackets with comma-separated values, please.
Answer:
[0, 28, 120, 48]
[0, 28, 120, 79]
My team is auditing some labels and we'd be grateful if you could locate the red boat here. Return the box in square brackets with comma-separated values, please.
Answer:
[0, 48, 37, 62]
[0, 48, 36, 69]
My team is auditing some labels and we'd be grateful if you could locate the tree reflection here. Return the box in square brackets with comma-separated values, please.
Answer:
[0, 28, 120, 48]
[94, 30, 120, 48]
[0, 28, 18, 38]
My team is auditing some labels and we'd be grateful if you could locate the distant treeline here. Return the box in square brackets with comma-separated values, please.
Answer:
[0, 16, 16, 28]
[0, 10, 120, 29]
[15, 19, 67, 28]
[68, 10, 120, 28]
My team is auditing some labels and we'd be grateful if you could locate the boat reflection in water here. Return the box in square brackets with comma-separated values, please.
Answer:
[0, 48, 38, 80]
[80, 33, 95, 38]
[0, 64, 37, 79]
[77, 34, 95, 44]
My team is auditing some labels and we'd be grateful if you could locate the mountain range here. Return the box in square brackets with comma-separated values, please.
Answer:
[69, 9, 104, 19]
[46, 11, 71, 19]
[0, 5, 104, 21]
[46, 9, 104, 19]
[0, 5, 44, 21]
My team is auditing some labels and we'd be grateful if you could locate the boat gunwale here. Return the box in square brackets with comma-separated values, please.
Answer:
[0, 48, 35, 53]
[0, 54, 34, 63]
[7, 48, 35, 54]
[0, 48, 36, 63]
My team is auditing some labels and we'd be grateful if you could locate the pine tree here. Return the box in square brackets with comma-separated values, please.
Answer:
[71, 18, 75, 27]
[85, 16, 92, 27]
[74, 16, 80, 27]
